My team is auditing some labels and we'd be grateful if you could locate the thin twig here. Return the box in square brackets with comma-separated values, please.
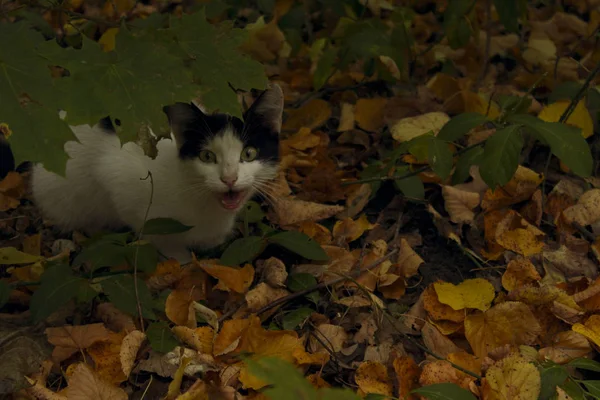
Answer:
[253, 249, 398, 316]
[133, 171, 155, 333]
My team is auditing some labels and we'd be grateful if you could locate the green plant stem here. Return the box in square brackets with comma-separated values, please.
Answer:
[10, 268, 135, 288]
[253, 249, 398, 316]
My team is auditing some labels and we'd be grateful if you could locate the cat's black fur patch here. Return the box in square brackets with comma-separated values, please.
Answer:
[98, 116, 116, 132]
[163, 98, 280, 163]
[0, 135, 15, 180]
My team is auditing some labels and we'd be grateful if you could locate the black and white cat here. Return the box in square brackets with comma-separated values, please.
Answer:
[31, 84, 283, 262]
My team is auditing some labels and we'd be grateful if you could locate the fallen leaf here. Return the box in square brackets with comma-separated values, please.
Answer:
[86, 331, 127, 384]
[423, 285, 466, 323]
[464, 301, 541, 358]
[310, 323, 348, 353]
[296, 221, 332, 245]
[332, 214, 376, 243]
[213, 318, 251, 357]
[95, 303, 137, 333]
[66, 364, 127, 400]
[198, 261, 254, 294]
[283, 99, 332, 131]
[172, 326, 214, 354]
[538, 331, 592, 363]
[120, 330, 145, 378]
[419, 360, 475, 389]
[442, 185, 481, 224]
[562, 188, 600, 226]
[390, 112, 450, 142]
[259, 257, 288, 288]
[282, 127, 322, 151]
[538, 100, 594, 139]
[434, 278, 495, 311]
[502, 257, 542, 291]
[337, 103, 355, 131]
[354, 97, 388, 132]
[543, 245, 598, 280]
[422, 322, 462, 357]
[481, 166, 544, 211]
[354, 361, 393, 397]
[165, 289, 195, 328]
[481, 354, 541, 400]
[269, 197, 344, 226]
[244, 282, 289, 313]
[495, 210, 545, 256]
[393, 356, 421, 400]
[572, 314, 600, 348]
[45, 324, 111, 363]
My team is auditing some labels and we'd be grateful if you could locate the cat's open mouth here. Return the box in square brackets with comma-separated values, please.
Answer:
[219, 189, 246, 210]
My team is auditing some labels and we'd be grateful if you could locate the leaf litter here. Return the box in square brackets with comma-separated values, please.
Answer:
[1, 0, 600, 399]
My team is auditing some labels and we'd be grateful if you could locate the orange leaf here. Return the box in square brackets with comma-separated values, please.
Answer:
[198, 261, 254, 294]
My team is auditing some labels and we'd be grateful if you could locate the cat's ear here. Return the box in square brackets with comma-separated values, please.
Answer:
[244, 83, 284, 133]
[163, 102, 205, 146]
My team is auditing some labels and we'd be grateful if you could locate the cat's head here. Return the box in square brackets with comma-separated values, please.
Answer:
[163, 83, 283, 212]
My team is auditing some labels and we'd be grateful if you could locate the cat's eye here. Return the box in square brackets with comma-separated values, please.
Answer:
[240, 146, 258, 162]
[199, 150, 217, 163]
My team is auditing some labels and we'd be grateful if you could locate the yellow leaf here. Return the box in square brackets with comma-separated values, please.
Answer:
[292, 347, 330, 366]
[419, 360, 475, 389]
[572, 314, 600, 347]
[119, 330, 145, 378]
[66, 364, 127, 400]
[502, 257, 541, 291]
[434, 278, 495, 311]
[354, 361, 393, 397]
[197, 261, 254, 293]
[165, 289, 196, 328]
[495, 211, 545, 256]
[390, 112, 450, 142]
[282, 127, 322, 151]
[45, 323, 111, 364]
[283, 99, 332, 131]
[172, 326, 214, 354]
[465, 302, 541, 358]
[297, 221, 332, 245]
[213, 318, 251, 356]
[354, 98, 388, 132]
[423, 285, 465, 323]
[393, 356, 421, 399]
[98, 28, 119, 52]
[332, 214, 376, 243]
[482, 354, 541, 400]
[538, 100, 593, 138]
[86, 331, 127, 384]
[481, 166, 544, 211]
[166, 357, 192, 400]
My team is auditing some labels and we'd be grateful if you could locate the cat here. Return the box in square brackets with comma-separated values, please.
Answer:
[31, 84, 283, 262]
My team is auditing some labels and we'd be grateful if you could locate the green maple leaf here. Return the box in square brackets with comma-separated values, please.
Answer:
[42, 27, 196, 143]
[169, 11, 267, 117]
[0, 22, 75, 175]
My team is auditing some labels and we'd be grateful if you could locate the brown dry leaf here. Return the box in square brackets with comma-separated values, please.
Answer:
[543, 245, 598, 280]
[434, 278, 495, 311]
[282, 127, 322, 151]
[338, 102, 355, 131]
[198, 261, 254, 293]
[146, 259, 182, 292]
[213, 318, 251, 356]
[87, 331, 127, 384]
[562, 188, 600, 226]
[502, 258, 542, 291]
[447, 352, 482, 377]
[235, 316, 306, 389]
[0, 172, 25, 211]
[336, 294, 373, 308]
[464, 301, 541, 358]
[259, 257, 288, 288]
[538, 331, 592, 363]
[292, 346, 330, 366]
[332, 214, 376, 243]
[66, 364, 127, 400]
[354, 361, 393, 397]
[495, 210, 545, 256]
[422, 322, 462, 358]
[172, 326, 214, 354]
[45, 323, 111, 363]
[119, 330, 145, 378]
[296, 221, 332, 245]
[442, 185, 481, 224]
[269, 197, 344, 226]
[423, 285, 465, 323]
[165, 289, 196, 328]
[390, 111, 450, 142]
[481, 354, 541, 400]
[419, 360, 475, 389]
[393, 356, 420, 400]
[283, 99, 332, 131]
[241, 16, 285, 62]
[538, 100, 594, 139]
[354, 97, 388, 132]
[310, 323, 348, 353]
[340, 183, 372, 219]
[572, 314, 600, 348]
[22, 234, 41, 256]
[24, 376, 66, 400]
[578, 277, 600, 311]
[95, 303, 136, 333]
[244, 282, 289, 313]
[481, 166, 544, 211]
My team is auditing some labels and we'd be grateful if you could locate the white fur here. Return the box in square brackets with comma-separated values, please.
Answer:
[31, 122, 278, 262]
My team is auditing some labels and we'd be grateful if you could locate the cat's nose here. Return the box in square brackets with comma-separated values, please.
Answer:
[221, 176, 238, 188]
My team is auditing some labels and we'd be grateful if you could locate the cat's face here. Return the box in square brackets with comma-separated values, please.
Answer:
[163, 84, 283, 211]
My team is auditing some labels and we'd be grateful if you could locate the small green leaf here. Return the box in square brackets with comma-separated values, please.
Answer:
[582, 380, 600, 397]
[0, 247, 43, 265]
[560, 379, 586, 400]
[394, 166, 425, 200]
[76, 282, 98, 304]
[479, 125, 523, 188]
[268, 231, 328, 261]
[240, 201, 265, 224]
[437, 112, 488, 142]
[496, 94, 531, 115]
[445, 17, 472, 49]
[287, 273, 317, 292]
[412, 383, 477, 400]
[508, 115, 593, 178]
[428, 137, 454, 180]
[30, 264, 86, 323]
[220, 236, 266, 266]
[0, 281, 10, 308]
[102, 275, 156, 320]
[282, 307, 314, 330]
[549, 82, 583, 103]
[245, 357, 318, 400]
[364, 394, 388, 400]
[539, 365, 569, 400]
[143, 218, 193, 235]
[492, 0, 519, 32]
[125, 243, 158, 273]
[568, 358, 600, 372]
[452, 146, 484, 184]
[73, 241, 126, 272]
[146, 321, 179, 353]
[313, 47, 337, 90]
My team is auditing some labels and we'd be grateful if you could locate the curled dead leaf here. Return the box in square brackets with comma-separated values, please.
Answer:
[269, 197, 344, 226]
[67, 363, 127, 400]
[120, 330, 146, 378]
